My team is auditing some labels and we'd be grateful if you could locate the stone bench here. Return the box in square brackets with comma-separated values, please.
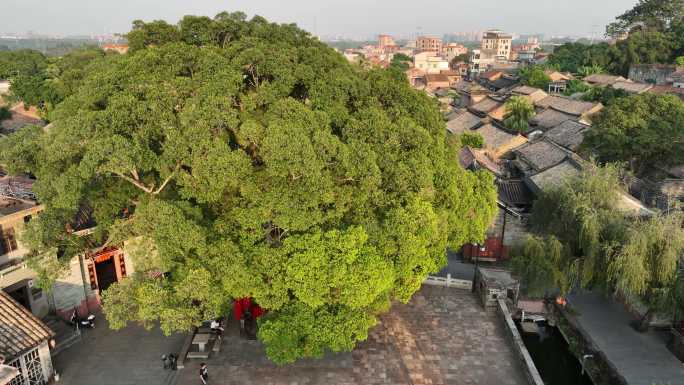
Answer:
[176, 327, 196, 369]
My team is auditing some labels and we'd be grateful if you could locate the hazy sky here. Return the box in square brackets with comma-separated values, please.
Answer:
[2, 0, 637, 39]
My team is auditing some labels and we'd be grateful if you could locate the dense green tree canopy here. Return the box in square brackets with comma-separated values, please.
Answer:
[550, 0, 684, 76]
[582, 93, 684, 175]
[606, 0, 684, 37]
[0, 49, 47, 80]
[389, 53, 412, 71]
[549, 33, 676, 77]
[0, 47, 106, 116]
[457, 131, 484, 149]
[580, 85, 629, 106]
[0, 13, 497, 364]
[519, 66, 551, 90]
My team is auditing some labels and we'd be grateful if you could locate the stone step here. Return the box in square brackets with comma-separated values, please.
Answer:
[51, 328, 82, 355]
[44, 316, 83, 356]
[185, 351, 210, 359]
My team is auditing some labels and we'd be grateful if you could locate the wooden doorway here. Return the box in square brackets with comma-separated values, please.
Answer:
[87, 247, 127, 294]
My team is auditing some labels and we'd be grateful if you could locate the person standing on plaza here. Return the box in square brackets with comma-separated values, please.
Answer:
[199, 363, 208, 385]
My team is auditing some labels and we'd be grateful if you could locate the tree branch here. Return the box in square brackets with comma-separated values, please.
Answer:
[152, 162, 181, 195]
[114, 172, 154, 194]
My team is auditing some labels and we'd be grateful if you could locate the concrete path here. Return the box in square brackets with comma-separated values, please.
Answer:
[568, 292, 684, 385]
[178, 286, 526, 385]
[52, 312, 185, 385]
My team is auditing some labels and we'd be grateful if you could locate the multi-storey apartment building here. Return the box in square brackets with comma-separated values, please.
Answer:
[378, 34, 396, 47]
[481, 30, 512, 60]
[416, 36, 443, 54]
[443, 43, 468, 61]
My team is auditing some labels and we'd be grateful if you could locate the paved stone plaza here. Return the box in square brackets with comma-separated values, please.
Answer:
[178, 286, 526, 385]
[52, 313, 185, 385]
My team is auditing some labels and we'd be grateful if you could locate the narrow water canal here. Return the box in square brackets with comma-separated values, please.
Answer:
[516, 321, 594, 385]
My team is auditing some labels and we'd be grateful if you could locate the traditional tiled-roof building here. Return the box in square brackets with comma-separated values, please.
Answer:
[0, 291, 54, 385]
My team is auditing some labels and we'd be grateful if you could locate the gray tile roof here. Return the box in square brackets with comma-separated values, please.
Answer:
[496, 179, 533, 206]
[535, 95, 598, 116]
[527, 159, 582, 192]
[447, 111, 483, 135]
[470, 97, 503, 116]
[544, 120, 589, 151]
[459, 146, 502, 176]
[511, 85, 541, 95]
[526, 161, 654, 217]
[660, 179, 684, 197]
[584, 74, 626, 86]
[0, 175, 37, 202]
[0, 175, 39, 218]
[530, 108, 576, 130]
[514, 140, 569, 172]
[612, 81, 653, 94]
[0, 291, 54, 360]
[475, 123, 526, 153]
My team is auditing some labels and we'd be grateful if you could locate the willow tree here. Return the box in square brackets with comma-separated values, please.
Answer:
[0, 13, 497, 364]
[511, 235, 575, 298]
[609, 213, 684, 330]
[527, 164, 684, 329]
[529, 164, 629, 292]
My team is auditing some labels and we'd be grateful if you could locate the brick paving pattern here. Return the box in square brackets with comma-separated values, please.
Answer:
[178, 285, 526, 385]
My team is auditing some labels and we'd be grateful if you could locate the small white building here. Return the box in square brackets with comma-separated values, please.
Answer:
[413, 52, 449, 74]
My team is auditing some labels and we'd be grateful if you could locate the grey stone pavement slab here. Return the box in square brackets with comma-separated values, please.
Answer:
[435, 251, 475, 281]
[178, 286, 527, 385]
[52, 312, 185, 385]
[568, 292, 684, 385]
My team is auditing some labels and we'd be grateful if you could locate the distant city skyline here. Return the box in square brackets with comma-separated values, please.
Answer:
[2, 0, 636, 40]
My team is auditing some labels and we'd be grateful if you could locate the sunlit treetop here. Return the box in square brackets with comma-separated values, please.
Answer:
[0, 12, 497, 364]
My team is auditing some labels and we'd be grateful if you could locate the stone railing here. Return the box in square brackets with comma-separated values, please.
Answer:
[423, 274, 472, 290]
[497, 299, 545, 385]
[0, 259, 26, 278]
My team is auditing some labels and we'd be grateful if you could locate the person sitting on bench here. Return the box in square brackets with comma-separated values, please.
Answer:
[210, 318, 224, 337]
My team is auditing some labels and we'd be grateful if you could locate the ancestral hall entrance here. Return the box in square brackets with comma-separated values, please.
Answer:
[86, 247, 127, 294]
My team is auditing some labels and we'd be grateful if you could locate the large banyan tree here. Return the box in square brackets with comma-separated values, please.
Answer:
[0, 12, 497, 363]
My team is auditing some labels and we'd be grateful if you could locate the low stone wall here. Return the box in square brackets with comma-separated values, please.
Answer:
[667, 328, 684, 362]
[424, 274, 472, 290]
[497, 299, 544, 385]
[550, 303, 628, 385]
